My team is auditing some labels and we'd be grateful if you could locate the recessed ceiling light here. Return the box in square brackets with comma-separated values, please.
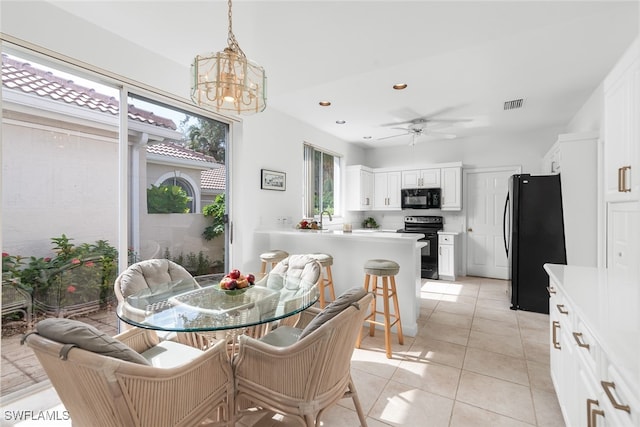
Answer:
[319, 101, 331, 106]
[336, 120, 346, 124]
[363, 136, 372, 140]
[393, 83, 408, 90]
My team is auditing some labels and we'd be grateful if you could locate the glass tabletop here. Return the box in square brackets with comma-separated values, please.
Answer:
[116, 273, 319, 332]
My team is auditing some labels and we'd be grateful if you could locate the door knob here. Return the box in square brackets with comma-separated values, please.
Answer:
[467, 228, 473, 232]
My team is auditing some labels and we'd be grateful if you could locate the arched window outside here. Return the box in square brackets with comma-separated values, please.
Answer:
[160, 176, 195, 213]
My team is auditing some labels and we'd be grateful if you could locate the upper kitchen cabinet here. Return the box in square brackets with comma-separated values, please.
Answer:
[346, 165, 373, 211]
[441, 166, 462, 211]
[401, 168, 440, 188]
[373, 171, 401, 210]
[604, 37, 639, 202]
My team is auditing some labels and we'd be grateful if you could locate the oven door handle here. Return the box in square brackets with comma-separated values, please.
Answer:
[502, 193, 510, 257]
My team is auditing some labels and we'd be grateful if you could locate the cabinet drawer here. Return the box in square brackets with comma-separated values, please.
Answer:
[600, 365, 639, 426]
[439, 234, 453, 244]
[573, 319, 598, 371]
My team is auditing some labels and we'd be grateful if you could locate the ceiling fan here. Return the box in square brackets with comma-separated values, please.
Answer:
[378, 119, 457, 146]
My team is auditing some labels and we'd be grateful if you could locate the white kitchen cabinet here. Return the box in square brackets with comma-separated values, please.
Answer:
[545, 264, 640, 427]
[373, 171, 401, 210]
[437, 232, 458, 280]
[346, 165, 373, 211]
[604, 37, 639, 202]
[542, 142, 561, 174]
[440, 166, 462, 211]
[607, 201, 640, 281]
[401, 168, 440, 188]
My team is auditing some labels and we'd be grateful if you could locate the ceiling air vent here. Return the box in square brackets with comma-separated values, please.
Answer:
[504, 98, 524, 110]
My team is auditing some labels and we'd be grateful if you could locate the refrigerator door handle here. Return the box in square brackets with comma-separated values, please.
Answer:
[503, 193, 510, 257]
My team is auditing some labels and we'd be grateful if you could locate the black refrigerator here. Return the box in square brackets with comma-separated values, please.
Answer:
[504, 174, 567, 314]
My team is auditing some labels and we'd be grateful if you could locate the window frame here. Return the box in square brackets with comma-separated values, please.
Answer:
[303, 143, 342, 219]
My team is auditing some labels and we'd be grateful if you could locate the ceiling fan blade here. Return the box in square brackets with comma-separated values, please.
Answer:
[377, 133, 409, 141]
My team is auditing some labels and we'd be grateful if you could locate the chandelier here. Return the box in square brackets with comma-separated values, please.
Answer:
[190, 0, 267, 115]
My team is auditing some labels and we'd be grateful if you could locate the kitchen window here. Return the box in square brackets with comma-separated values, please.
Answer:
[303, 144, 342, 218]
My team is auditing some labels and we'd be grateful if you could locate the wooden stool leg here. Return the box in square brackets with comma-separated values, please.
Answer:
[356, 274, 372, 348]
[259, 261, 267, 276]
[318, 275, 326, 308]
[382, 276, 392, 358]
[326, 265, 336, 301]
[390, 276, 404, 345]
[368, 275, 377, 337]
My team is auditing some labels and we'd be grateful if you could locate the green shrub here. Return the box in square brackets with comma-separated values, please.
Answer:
[147, 184, 190, 213]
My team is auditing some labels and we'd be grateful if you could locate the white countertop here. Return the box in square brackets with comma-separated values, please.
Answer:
[544, 264, 639, 385]
[256, 228, 426, 242]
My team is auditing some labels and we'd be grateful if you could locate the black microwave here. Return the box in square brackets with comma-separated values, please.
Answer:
[401, 188, 441, 209]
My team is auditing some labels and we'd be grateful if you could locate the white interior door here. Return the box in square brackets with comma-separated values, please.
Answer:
[465, 167, 519, 279]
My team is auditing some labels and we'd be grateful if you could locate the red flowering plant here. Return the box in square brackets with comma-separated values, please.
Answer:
[10, 234, 118, 316]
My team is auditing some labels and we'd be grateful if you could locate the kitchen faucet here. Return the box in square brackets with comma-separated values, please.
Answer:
[319, 210, 332, 230]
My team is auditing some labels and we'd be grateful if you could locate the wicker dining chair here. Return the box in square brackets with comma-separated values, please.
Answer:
[114, 258, 211, 348]
[23, 319, 234, 427]
[233, 288, 373, 427]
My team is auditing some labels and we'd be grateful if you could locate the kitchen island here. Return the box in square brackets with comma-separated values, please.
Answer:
[544, 264, 639, 426]
[254, 229, 426, 336]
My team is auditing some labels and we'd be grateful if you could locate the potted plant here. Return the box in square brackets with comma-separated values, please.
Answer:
[362, 217, 379, 229]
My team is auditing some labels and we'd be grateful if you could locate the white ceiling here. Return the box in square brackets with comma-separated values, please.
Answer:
[46, 0, 639, 148]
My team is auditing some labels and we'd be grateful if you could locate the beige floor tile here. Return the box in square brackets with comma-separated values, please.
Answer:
[417, 321, 470, 346]
[351, 346, 403, 379]
[527, 360, 554, 393]
[474, 305, 518, 324]
[517, 311, 550, 331]
[531, 388, 566, 427]
[369, 380, 454, 427]
[522, 336, 550, 363]
[428, 310, 473, 329]
[463, 347, 530, 386]
[392, 358, 461, 399]
[478, 287, 509, 301]
[318, 403, 367, 426]
[471, 316, 520, 337]
[434, 299, 476, 317]
[450, 401, 535, 427]
[520, 326, 548, 345]
[407, 336, 467, 368]
[339, 368, 389, 414]
[456, 371, 536, 424]
[475, 297, 511, 311]
[467, 330, 525, 359]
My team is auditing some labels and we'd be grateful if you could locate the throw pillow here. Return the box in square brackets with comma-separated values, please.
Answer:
[298, 287, 367, 340]
[36, 318, 150, 365]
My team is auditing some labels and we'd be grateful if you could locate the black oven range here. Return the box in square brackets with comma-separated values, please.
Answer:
[398, 215, 443, 279]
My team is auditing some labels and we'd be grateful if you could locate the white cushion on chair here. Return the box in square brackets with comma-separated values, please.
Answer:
[141, 340, 204, 368]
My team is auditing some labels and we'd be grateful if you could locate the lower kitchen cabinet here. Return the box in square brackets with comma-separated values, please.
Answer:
[437, 231, 459, 280]
[545, 264, 639, 427]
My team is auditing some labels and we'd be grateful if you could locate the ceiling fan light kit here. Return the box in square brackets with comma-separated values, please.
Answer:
[191, 0, 267, 115]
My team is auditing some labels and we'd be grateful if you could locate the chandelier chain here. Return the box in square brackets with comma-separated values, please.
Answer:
[226, 0, 246, 58]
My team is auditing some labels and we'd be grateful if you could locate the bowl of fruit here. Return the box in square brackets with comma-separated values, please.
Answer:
[218, 269, 256, 295]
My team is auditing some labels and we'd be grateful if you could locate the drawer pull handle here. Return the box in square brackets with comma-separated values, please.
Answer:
[556, 304, 569, 315]
[572, 332, 590, 350]
[552, 321, 561, 350]
[587, 399, 604, 427]
[618, 166, 631, 193]
[547, 286, 556, 295]
[601, 381, 631, 413]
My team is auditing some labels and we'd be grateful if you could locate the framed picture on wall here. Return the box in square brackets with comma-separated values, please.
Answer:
[261, 169, 286, 191]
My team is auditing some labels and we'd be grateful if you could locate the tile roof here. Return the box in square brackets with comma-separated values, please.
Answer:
[201, 167, 226, 191]
[1, 54, 176, 130]
[146, 142, 217, 163]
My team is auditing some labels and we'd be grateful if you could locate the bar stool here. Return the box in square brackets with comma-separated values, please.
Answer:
[308, 253, 336, 308]
[259, 250, 289, 277]
[357, 259, 403, 358]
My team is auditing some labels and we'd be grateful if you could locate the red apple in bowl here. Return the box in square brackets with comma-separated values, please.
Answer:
[229, 269, 241, 279]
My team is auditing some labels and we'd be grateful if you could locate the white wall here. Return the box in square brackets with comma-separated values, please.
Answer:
[232, 108, 366, 273]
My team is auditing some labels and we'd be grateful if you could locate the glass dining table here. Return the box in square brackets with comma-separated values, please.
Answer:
[116, 273, 319, 337]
